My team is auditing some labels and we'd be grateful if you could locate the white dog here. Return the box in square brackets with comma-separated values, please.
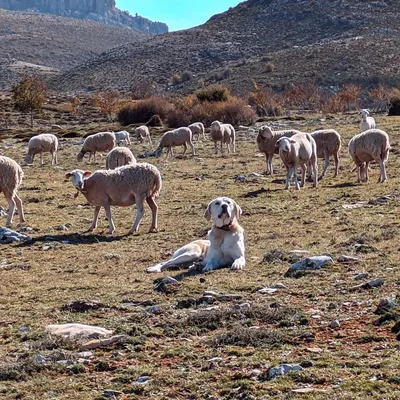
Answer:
[147, 197, 245, 273]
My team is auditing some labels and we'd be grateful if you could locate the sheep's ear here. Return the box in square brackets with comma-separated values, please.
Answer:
[233, 201, 242, 219]
[65, 172, 72, 178]
[83, 171, 92, 177]
[204, 202, 212, 221]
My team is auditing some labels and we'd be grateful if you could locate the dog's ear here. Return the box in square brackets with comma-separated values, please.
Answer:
[204, 201, 212, 221]
[233, 201, 242, 219]
[65, 172, 72, 179]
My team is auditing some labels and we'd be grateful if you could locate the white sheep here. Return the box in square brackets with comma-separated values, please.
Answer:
[348, 129, 390, 183]
[360, 109, 376, 132]
[77, 131, 116, 163]
[0, 156, 25, 227]
[277, 132, 318, 190]
[135, 126, 152, 145]
[155, 127, 195, 159]
[24, 133, 58, 165]
[188, 122, 206, 141]
[210, 120, 235, 154]
[105, 147, 136, 170]
[65, 162, 162, 234]
[256, 126, 302, 174]
[309, 129, 341, 178]
[113, 130, 131, 146]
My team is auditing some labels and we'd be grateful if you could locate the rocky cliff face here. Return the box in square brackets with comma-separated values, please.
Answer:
[0, 0, 168, 34]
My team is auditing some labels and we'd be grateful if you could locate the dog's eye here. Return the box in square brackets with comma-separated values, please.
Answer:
[215, 202, 220, 206]
[225, 200, 231, 204]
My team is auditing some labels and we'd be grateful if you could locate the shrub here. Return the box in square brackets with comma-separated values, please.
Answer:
[146, 114, 163, 127]
[171, 74, 181, 85]
[181, 70, 193, 82]
[388, 89, 400, 116]
[248, 84, 283, 116]
[93, 90, 120, 121]
[131, 77, 160, 100]
[195, 85, 230, 102]
[264, 62, 275, 73]
[117, 97, 171, 126]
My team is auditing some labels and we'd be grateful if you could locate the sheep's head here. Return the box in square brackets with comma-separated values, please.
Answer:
[211, 120, 221, 130]
[259, 126, 273, 139]
[65, 170, 92, 191]
[24, 153, 33, 165]
[155, 146, 163, 158]
[77, 151, 85, 162]
[204, 197, 242, 228]
[276, 137, 294, 154]
[361, 109, 369, 117]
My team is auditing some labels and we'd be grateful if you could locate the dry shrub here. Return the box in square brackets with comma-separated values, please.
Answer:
[195, 85, 230, 102]
[93, 91, 120, 121]
[369, 84, 391, 112]
[117, 97, 172, 126]
[388, 88, 400, 116]
[165, 96, 256, 128]
[248, 83, 283, 116]
[131, 77, 160, 100]
[337, 84, 361, 112]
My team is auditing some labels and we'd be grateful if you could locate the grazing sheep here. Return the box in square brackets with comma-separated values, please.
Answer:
[155, 127, 195, 159]
[105, 147, 136, 170]
[188, 122, 206, 141]
[114, 130, 131, 146]
[256, 126, 302, 174]
[210, 120, 235, 154]
[77, 131, 116, 163]
[348, 129, 390, 183]
[277, 132, 318, 190]
[0, 156, 25, 227]
[135, 126, 152, 145]
[66, 163, 162, 234]
[309, 129, 341, 178]
[24, 133, 58, 165]
[360, 109, 376, 132]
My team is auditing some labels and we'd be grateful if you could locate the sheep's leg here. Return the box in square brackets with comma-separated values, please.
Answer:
[333, 152, 339, 177]
[88, 152, 92, 163]
[4, 191, 16, 227]
[93, 152, 97, 163]
[312, 160, 318, 188]
[214, 142, 218, 155]
[365, 162, 370, 182]
[300, 164, 306, 188]
[130, 196, 145, 234]
[146, 196, 158, 233]
[294, 165, 300, 190]
[166, 147, 171, 159]
[40, 152, 43, 166]
[103, 204, 116, 234]
[182, 142, 187, 155]
[321, 151, 330, 179]
[378, 159, 387, 183]
[148, 135, 152, 145]
[89, 206, 101, 232]
[266, 154, 273, 175]
[220, 141, 223, 154]
[13, 194, 25, 224]
[189, 140, 195, 156]
[232, 139, 236, 153]
[356, 164, 361, 183]
[285, 167, 291, 190]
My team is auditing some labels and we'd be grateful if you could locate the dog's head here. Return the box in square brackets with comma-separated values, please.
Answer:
[204, 197, 242, 228]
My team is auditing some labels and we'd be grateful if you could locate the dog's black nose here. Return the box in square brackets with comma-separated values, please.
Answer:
[221, 204, 228, 211]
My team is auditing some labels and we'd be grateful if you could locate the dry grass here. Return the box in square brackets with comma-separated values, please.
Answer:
[1, 113, 400, 399]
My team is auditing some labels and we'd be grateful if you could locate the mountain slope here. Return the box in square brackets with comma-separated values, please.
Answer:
[49, 0, 400, 94]
[0, 0, 168, 34]
[0, 9, 147, 89]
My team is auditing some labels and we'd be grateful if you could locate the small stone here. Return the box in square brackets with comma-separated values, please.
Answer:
[197, 295, 215, 305]
[78, 351, 93, 358]
[285, 256, 333, 277]
[258, 287, 278, 295]
[33, 355, 46, 363]
[203, 290, 218, 297]
[177, 298, 196, 309]
[216, 294, 243, 301]
[329, 320, 340, 329]
[268, 364, 303, 379]
[57, 360, 74, 365]
[58, 225, 69, 231]
[135, 376, 152, 384]
[250, 369, 262, 378]
[103, 389, 123, 397]
[272, 283, 287, 289]
[145, 305, 163, 314]
[337, 255, 360, 263]
[300, 360, 313, 368]
[19, 327, 30, 333]
[355, 273, 369, 280]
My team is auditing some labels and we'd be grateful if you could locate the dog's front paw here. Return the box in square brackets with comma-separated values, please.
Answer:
[231, 257, 245, 271]
[202, 261, 218, 273]
[146, 263, 164, 273]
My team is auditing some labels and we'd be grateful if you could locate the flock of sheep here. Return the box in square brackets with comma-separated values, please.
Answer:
[0, 110, 391, 233]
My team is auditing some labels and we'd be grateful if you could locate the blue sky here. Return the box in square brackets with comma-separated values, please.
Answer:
[116, 1, 243, 32]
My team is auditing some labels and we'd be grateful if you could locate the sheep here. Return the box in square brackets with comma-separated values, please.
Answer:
[188, 122, 206, 141]
[309, 129, 341, 178]
[113, 130, 131, 146]
[155, 127, 195, 159]
[135, 126, 152, 145]
[360, 109, 376, 132]
[0, 156, 25, 227]
[348, 129, 390, 183]
[24, 133, 58, 165]
[256, 126, 302, 174]
[65, 162, 162, 234]
[210, 120, 236, 154]
[277, 132, 318, 190]
[77, 131, 116, 163]
[105, 147, 136, 170]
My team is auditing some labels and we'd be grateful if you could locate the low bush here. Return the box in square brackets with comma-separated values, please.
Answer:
[117, 97, 171, 126]
[195, 85, 230, 102]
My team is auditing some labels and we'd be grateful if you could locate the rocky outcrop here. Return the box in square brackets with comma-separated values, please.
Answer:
[0, 0, 168, 34]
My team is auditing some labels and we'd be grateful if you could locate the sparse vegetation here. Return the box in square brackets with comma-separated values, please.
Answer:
[195, 85, 230, 102]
